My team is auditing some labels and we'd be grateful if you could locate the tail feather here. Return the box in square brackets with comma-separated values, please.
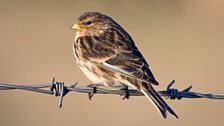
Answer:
[140, 88, 168, 118]
[140, 84, 178, 118]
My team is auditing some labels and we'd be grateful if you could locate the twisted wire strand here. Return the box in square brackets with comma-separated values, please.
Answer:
[0, 78, 224, 108]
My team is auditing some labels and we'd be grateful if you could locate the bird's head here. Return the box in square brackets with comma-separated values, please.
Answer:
[72, 12, 117, 36]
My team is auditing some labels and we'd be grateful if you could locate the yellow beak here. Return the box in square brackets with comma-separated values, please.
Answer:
[72, 24, 82, 31]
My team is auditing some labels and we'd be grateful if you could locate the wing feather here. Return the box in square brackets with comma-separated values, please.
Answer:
[78, 30, 159, 85]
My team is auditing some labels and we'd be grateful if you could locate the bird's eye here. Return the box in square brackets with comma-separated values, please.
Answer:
[86, 21, 92, 25]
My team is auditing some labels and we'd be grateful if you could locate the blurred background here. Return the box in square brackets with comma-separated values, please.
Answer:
[0, 0, 224, 126]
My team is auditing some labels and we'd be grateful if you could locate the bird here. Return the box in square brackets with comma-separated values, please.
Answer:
[72, 11, 178, 118]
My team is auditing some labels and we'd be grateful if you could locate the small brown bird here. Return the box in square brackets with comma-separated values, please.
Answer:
[72, 11, 178, 118]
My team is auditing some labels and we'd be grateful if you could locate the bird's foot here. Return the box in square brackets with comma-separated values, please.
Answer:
[87, 84, 101, 100]
[121, 87, 130, 100]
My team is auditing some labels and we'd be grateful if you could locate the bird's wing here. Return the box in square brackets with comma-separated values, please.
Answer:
[78, 35, 159, 85]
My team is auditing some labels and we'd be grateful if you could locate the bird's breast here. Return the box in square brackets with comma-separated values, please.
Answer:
[77, 60, 112, 85]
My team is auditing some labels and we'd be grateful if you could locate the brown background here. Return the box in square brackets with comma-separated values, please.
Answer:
[0, 0, 224, 126]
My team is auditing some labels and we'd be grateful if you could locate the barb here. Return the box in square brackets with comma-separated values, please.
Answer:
[0, 78, 224, 108]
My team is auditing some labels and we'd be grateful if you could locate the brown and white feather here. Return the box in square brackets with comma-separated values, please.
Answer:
[72, 11, 178, 118]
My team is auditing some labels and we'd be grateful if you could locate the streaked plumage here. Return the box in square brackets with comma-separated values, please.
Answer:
[72, 11, 178, 118]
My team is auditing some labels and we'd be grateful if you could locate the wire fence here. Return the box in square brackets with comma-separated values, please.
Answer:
[0, 78, 224, 108]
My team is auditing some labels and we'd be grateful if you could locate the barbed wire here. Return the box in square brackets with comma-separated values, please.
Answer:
[0, 78, 224, 108]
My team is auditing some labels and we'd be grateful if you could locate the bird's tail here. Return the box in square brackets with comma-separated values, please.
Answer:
[140, 83, 178, 118]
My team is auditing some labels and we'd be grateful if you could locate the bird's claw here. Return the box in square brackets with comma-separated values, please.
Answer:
[87, 84, 99, 100]
[88, 87, 96, 100]
[121, 87, 130, 100]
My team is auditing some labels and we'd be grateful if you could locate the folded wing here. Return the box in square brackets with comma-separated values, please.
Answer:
[77, 34, 159, 85]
